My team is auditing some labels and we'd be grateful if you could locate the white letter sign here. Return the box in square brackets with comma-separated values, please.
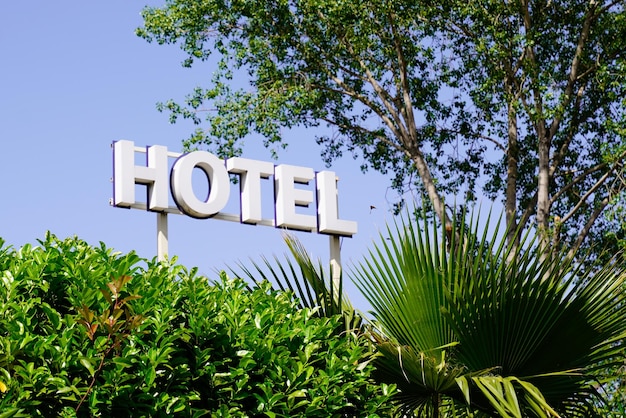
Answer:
[113, 140, 169, 211]
[170, 151, 231, 218]
[226, 157, 274, 224]
[274, 164, 317, 232]
[112, 140, 357, 237]
[316, 171, 358, 236]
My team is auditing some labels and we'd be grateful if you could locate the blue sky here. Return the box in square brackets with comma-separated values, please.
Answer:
[1, 1, 405, 307]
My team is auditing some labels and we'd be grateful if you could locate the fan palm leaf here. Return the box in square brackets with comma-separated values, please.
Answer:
[352, 207, 626, 417]
[230, 233, 361, 332]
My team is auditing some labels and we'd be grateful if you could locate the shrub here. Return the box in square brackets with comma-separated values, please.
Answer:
[0, 234, 394, 417]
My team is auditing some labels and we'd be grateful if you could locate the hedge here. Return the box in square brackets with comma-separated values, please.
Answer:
[0, 234, 395, 417]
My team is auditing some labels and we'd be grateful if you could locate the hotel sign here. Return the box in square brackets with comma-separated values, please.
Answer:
[112, 140, 357, 237]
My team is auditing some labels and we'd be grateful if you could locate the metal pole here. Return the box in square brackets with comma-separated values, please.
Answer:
[329, 235, 341, 295]
[157, 212, 168, 261]
[329, 173, 343, 299]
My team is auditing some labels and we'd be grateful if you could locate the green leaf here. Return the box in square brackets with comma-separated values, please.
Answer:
[79, 357, 95, 377]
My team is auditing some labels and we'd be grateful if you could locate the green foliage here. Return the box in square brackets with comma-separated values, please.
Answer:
[136, 0, 445, 183]
[231, 233, 362, 334]
[137, 0, 626, 262]
[0, 233, 395, 416]
[595, 367, 626, 417]
[352, 208, 626, 417]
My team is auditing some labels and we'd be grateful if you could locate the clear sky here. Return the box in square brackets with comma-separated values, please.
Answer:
[1, 1, 406, 309]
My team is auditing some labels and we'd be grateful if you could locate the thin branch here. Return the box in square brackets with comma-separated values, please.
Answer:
[565, 197, 610, 260]
[296, 20, 403, 138]
[559, 170, 612, 224]
[442, 128, 507, 153]
[190, 107, 218, 113]
[444, 19, 477, 39]
[343, 39, 410, 141]
[558, 166, 624, 258]
[557, 149, 626, 221]
[547, 0, 596, 141]
[549, 84, 586, 174]
[388, 12, 452, 225]
[331, 60, 370, 83]
[518, 193, 538, 232]
[596, 0, 624, 16]
[512, 48, 527, 76]
[520, 0, 547, 141]
[550, 160, 609, 204]
[572, 48, 625, 83]
[318, 116, 407, 156]
[313, 79, 405, 142]
[389, 12, 418, 143]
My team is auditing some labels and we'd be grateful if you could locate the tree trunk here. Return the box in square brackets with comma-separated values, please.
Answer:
[505, 94, 519, 250]
[410, 148, 451, 226]
[536, 132, 551, 256]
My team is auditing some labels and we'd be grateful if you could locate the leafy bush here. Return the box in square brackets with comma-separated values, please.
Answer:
[0, 234, 394, 417]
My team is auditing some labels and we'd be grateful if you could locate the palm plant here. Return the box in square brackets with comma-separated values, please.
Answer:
[352, 209, 626, 417]
[231, 209, 626, 416]
[231, 233, 361, 333]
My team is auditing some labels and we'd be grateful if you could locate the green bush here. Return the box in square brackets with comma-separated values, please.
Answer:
[0, 234, 394, 417]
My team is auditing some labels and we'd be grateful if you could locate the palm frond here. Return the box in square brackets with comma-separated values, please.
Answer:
[352, 205, 626, 417]
[229, 233, 361, 332]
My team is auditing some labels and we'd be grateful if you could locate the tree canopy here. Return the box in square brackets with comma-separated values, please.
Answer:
[137, 0, 626, 259]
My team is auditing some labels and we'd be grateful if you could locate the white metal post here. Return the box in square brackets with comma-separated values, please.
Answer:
[329, 235, 341, 295]
[157, 212, 168, 261]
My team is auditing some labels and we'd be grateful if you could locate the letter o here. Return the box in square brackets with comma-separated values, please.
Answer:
[170, 151, 230, 218]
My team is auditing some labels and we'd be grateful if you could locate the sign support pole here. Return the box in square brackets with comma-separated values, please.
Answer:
[329, 235, 341, 297]
[157, 212, 168, 261]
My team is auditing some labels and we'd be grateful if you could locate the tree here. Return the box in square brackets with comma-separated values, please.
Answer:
[137, 0, 626, 259]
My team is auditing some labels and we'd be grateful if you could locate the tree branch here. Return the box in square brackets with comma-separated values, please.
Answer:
[388, 11, 451, 225]
[547, 0, 596, 141]
[565, 197, 610, 260]
[549, 84, 586, 174]
[518, 192, 538, 232]
[559, 170, 611, 225]
[441, 128, 507, 153]
[389, 12, 419, 143]
[318, 116, 406, 156]
[314, 77, 406, 143]
[550, 161, 609, 204]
